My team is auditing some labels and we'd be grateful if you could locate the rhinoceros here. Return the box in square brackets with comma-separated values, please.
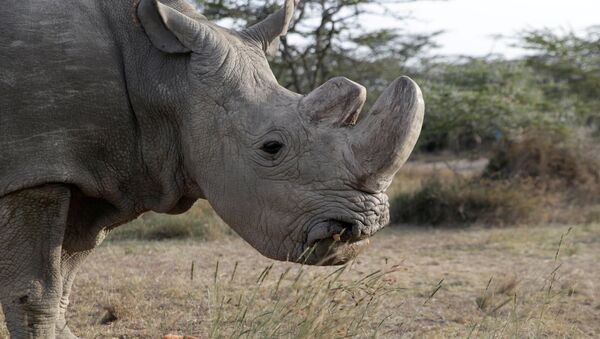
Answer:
[0, 0, 424, 336]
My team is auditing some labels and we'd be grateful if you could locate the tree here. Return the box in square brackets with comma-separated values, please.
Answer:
[415, 57, 552, 152]
[412, 27, 600, 153]
[519, 27, 600, 133]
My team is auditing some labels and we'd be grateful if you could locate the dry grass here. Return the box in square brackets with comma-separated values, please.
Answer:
[2, 223, 598, 338]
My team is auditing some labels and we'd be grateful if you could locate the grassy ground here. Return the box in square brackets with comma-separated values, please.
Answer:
[2, 223, 598, 338]
[2, 156, 599, 337]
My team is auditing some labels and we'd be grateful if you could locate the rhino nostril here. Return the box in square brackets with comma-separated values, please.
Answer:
[328, 219, 360, 242]
[307, 219, 366, 247]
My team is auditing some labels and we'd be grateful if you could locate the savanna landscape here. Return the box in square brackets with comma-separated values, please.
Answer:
[2, 0, 600, 337]
[2, 156, 599, 338]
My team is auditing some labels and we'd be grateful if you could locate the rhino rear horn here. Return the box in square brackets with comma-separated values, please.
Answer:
[299, 77, 366, 126]
[352, 76, 424, 192]
[242, 0, 298, 55]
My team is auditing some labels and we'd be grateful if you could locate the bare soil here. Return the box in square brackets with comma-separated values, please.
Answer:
[2, 223, 598, 338]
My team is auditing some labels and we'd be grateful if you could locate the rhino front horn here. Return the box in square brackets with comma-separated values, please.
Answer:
[352, 76, 424, 192]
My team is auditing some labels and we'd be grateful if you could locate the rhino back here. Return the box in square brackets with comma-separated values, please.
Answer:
[0, 0, 145, 203]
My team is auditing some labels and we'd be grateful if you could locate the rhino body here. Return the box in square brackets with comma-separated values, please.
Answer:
[1, 0, 195, 214]
[0, 0, 424, 337]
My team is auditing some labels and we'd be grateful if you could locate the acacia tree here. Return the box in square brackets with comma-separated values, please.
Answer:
[519, 27, 600, 132]
[196, 0, 438, 98]
[415, 57, 551, 152]
[402, 26, 600, 153]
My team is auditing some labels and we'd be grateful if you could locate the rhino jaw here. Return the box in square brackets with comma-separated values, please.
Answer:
[302, 238, 372, 265]
[298, 213, 385, 265]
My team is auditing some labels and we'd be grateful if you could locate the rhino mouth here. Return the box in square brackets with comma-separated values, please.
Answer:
[300, 218, 374, 265]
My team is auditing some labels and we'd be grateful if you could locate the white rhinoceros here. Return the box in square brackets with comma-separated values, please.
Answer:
[0, 0, 424, 337]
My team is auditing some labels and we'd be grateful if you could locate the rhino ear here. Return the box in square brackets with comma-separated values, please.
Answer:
[243, 0, 298, 56]
[138, 0, 218, 54]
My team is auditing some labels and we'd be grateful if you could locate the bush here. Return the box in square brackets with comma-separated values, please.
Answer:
[390, 131, 600, 227]
[390, 178, 539, 226]
[485, 130, 600, 191]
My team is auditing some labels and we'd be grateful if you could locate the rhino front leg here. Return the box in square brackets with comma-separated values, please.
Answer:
[0, 184, 71, 338]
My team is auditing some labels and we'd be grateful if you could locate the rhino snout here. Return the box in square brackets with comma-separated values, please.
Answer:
[300, 194, 390, 265]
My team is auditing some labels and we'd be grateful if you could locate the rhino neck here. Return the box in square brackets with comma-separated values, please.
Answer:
[127, 59, 204, 214]
[107, 3, 203, 214]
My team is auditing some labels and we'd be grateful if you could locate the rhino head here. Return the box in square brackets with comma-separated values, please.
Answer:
[137, 0, 424, 265]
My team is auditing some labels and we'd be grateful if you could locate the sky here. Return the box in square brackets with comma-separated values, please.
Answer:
[363, 0, 600, 58]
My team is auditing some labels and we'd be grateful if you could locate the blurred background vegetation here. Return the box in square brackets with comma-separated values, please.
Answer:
[112, 0, 600, 240]
[194, 0, 600, 149]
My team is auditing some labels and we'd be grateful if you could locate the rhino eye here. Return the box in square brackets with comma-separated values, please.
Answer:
[261, 140, 283, 155]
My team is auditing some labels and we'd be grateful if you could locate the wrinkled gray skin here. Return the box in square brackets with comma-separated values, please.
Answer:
[0, 0, 424, 337]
